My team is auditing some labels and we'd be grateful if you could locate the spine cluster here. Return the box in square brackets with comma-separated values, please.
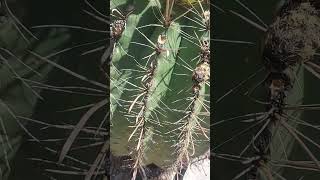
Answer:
[129, 34, 167, 180]
[176, 32, 210, 173]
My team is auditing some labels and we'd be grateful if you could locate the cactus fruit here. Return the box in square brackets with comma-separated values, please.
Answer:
[110, 0, 210, 179]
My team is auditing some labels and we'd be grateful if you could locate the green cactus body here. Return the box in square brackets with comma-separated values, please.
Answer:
[110, 0, 210, 179]
[111, 21, 182, 164]
[110, 0, 162, 117]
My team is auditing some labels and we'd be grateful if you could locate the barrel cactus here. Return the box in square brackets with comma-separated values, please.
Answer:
[214, 0, 320, 179]
[110, 0, 210, 179]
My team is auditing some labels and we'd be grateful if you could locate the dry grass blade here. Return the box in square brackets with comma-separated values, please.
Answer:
[84, 141, 108, 180]
[58, 98, 108, 163]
